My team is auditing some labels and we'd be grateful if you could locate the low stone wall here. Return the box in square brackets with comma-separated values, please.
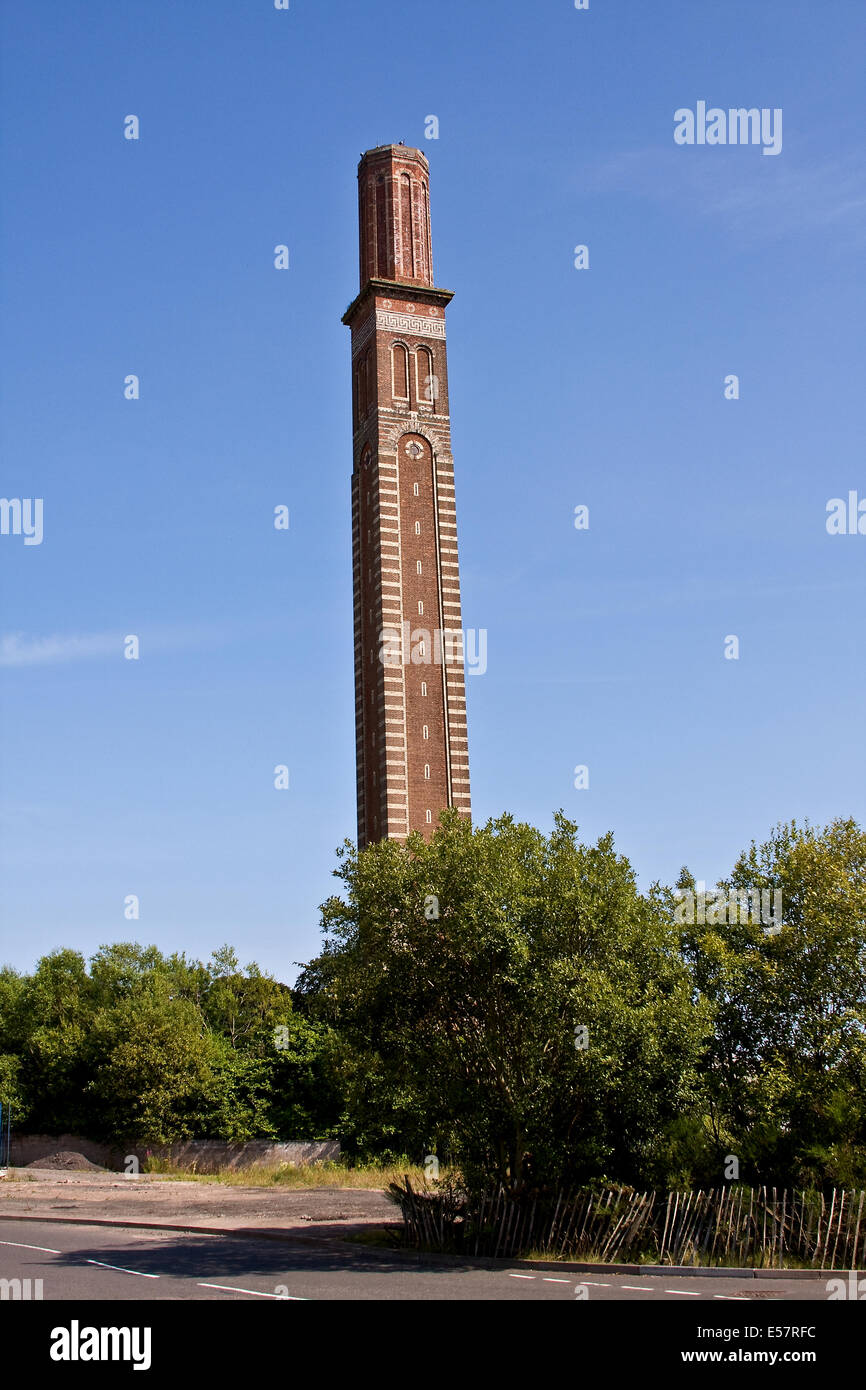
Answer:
[9, 1133, 340, 1172]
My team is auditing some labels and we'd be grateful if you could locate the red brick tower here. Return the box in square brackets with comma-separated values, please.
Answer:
[342, 144, 471, 848]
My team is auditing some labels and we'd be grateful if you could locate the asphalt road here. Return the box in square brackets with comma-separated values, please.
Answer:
[0, 1220, 836, 1301]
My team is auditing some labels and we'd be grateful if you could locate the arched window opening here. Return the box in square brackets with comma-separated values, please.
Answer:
[365, 350, 375, 412]
[376, 178, 389, 278]
[358, 354, 368, 418]
[391, 343, 409, 400]
[416, 347, 435, 407]
[400, 173, 414, 278]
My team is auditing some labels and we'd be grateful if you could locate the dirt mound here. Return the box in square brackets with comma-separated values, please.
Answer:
[26, 1151, 104, 1172]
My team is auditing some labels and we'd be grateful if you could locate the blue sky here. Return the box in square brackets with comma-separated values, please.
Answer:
[1, 0, 864, 982]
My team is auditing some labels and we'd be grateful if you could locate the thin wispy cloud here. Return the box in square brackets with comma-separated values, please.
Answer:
[0, 623, 238, 668]
[0, 632, 120, 667]
[586, 145, 866, 247]
[0, 618, 301, 668]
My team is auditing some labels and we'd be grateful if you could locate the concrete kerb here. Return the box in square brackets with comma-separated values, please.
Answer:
[0, 1211, 372, 1253]
[0, 1212, 853, 1279]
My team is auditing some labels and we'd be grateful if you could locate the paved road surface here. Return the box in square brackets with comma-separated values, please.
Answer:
[0, 1221, 834, 1301]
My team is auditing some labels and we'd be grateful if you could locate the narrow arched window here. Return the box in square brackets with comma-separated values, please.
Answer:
[423, 725, 429, 740]
[421, 681, 427, 696]
[366, 350, 375, 411]
[391, 343, 409, 400]
[400, 173, 414, 277]
[413, 482, 419, 496]
[376, 178, 389, 278]
[425, 809, 432, 824]
[415, 521, 421, 535]
[424, 764, 431, 780]
[416, 347, 434, 406]
[358, 354, 368, 418]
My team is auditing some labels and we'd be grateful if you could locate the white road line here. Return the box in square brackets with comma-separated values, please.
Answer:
[197, 1282, 303, 1299]
[86, 1259, 159, 1279]
[621, 1285, 653, 1291]
[582, 1280, 610, 1286]
[714, 1294, 749, 1300]
[542, 1277, 570, 1283]
[508, 1273, 536, 1280]
[0, 1239, 61, 1254]
[666, 1289, 702, 1296]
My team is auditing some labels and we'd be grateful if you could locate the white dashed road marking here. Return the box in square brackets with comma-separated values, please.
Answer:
[86, 1259, 159, 1278]
[0, 1239, 61, 1254]
[197, 1282, 303, 1299]
[501, 1270, 769, 1300]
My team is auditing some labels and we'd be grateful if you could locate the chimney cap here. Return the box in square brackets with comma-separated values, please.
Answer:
[359, 143, 429, 170]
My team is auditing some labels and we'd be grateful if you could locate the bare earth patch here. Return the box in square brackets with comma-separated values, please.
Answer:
[0, 1166, 397, 1242]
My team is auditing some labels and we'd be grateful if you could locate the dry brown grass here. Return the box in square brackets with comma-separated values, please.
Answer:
[141, 1157, 433, 1189]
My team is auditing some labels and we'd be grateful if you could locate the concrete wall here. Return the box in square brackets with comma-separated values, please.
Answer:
[9, 1133, 340, 1172]
[9, 1133, 118, 1169]
[143, 1140, 340, 1172]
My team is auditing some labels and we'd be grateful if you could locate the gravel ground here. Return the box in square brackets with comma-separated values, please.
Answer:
[0, 1166, 397, 1239]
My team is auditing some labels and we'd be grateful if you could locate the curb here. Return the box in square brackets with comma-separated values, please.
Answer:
[0, 1212, 857, 1279]
[0, 1212, 372, 1251]
[513, 1258, 855, 1280]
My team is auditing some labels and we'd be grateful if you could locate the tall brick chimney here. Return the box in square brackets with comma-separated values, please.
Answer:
[342, 146, 471, 848]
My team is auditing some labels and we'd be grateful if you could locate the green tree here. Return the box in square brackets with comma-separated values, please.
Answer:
[12, 950, 93, 1133]
[0, 941, 343, 1144]
[0, 969, 29, 1123]
[300, 811, 709, 1188]
[202, 947, 293, 1054]
[84, 987, 215, 1145]
[88, 942, 169, 1008]
[682, 818, 866, 1185]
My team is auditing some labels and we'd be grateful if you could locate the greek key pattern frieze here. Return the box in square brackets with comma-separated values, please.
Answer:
[376, 311, 446, 339]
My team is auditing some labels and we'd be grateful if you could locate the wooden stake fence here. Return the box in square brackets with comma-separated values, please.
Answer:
[387, 1181, 866, 1268]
